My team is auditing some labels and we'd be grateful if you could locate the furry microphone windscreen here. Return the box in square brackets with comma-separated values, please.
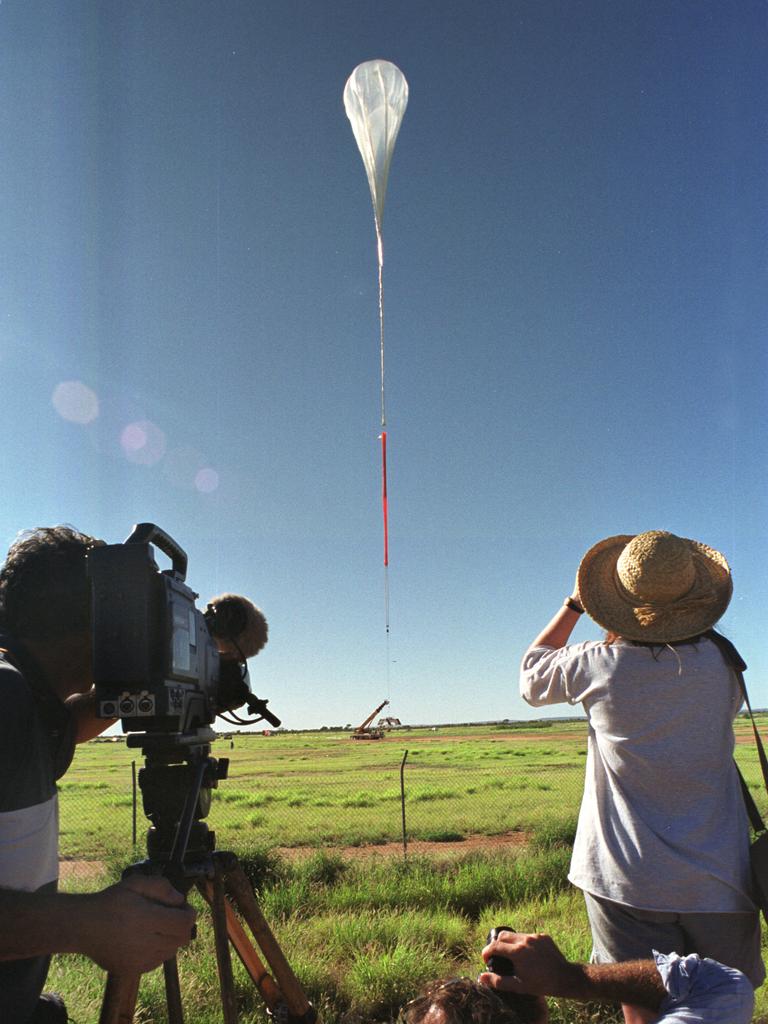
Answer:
[205, 593, 268, 659]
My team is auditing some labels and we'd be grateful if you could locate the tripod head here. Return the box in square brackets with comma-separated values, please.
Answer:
[128, 728, 228, 889]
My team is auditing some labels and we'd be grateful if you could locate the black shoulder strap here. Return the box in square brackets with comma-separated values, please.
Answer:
[705, 630, 768, 833]
[739, 766, 765, 833]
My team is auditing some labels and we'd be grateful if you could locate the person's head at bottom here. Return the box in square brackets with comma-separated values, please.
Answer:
[399, 977, 547, 1024]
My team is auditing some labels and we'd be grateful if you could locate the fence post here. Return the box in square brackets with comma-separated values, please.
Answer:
[132, 760, 137, 847]
[400, 749, 409, 860]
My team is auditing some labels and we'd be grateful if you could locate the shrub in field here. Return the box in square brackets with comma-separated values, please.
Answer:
[410, 788, 459, 802]
[218, 790, 249, 802]
[262, 876, 313, 921]
[237, 845, 289, 891]
[306, 909, 467, 960]
[341, 791, 379, 808]
[302, 851, 349, 886]
[59, 780, 109, 791]
[530, 818, 578, 852]
[503, 847, 572, 905]
[217, 789, 276, 806]
[421, 830, 465, 842]
[107, 796, 133, 808]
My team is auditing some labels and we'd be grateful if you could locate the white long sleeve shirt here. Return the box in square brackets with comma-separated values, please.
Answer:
[520, 637, 753, 913]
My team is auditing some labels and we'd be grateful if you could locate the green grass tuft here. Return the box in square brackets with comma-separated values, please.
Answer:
[421, 830, 465, 843]
[530, 818, 578, 852]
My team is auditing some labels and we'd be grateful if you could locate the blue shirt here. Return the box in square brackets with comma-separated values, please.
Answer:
[656, 952, 754, 1023]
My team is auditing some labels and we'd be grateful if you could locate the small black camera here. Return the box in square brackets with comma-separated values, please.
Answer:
[484, 926, 542, 1024]
[486, 925, 516, 976]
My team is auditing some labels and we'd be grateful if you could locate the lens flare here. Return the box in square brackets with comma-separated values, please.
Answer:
[52, 380, 99, 424]
[195, 467, 219, 493]
[120, 419, 166, 466]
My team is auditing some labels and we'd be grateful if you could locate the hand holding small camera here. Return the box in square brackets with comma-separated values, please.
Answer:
[484, 924, 517, 977]
[480, 929, 583, 1000]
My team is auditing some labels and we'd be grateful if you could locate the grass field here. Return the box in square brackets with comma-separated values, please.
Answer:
[59, 720, 595, 859]
[54, 716, 768, 1022]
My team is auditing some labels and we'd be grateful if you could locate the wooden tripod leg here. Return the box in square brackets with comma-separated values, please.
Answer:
[198, 878, 284, 1013]
[99, 973, 141, 1024]
[163, 957, 185, 1024]
[208, 870, 239, 1024]
[223, 858, 315, 1021]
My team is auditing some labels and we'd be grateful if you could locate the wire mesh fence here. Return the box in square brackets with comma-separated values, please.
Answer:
[57, 716, 768, 873]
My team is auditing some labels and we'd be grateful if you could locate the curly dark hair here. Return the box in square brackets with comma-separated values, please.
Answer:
[400, 977, 541, 1024]
[0, 526, 104, 640]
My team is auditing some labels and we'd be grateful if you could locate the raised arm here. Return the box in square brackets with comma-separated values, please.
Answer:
[519, 578, 586, 707]
[529, 597, 583, 650]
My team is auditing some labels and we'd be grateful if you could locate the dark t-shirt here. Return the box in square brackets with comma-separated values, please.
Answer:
[0, 639, 76, 1023]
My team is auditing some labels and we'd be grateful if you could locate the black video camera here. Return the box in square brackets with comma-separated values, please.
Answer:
[88, 523, 278, 740]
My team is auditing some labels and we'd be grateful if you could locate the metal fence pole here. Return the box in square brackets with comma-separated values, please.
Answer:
[131, 760, 137, 848]
[400, 750, 408, 860]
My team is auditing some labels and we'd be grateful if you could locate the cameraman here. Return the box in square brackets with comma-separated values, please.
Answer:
[0, 527, 197, 1024]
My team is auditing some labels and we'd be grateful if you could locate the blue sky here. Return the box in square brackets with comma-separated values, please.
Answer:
[1, 1, 766, 730]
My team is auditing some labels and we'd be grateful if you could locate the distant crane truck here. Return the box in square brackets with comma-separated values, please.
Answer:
[351, 699, 390, 740]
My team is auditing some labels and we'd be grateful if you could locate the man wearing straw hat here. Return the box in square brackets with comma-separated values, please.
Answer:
[519, 531, 764, 1024]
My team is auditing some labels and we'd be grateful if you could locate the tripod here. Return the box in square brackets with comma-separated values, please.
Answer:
[99, 734, 318, 1024]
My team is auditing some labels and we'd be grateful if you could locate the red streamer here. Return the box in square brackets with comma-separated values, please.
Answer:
[380, 431, 389, 566]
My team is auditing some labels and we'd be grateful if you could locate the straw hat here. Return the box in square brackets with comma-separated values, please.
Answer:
[576, 530, 732, 642]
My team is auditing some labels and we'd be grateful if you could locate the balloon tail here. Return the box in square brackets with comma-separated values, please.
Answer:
[376, 223, 386, 428]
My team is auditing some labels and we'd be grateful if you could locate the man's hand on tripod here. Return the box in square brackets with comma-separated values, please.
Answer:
[83, 875, 197, 975]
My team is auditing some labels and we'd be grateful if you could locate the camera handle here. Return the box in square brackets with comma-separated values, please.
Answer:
[125, 523, 188, 581]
